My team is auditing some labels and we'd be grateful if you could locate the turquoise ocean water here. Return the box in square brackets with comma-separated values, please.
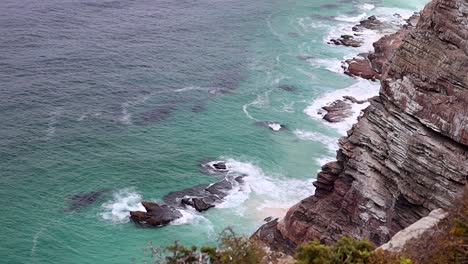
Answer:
[0, 0, 426, 263]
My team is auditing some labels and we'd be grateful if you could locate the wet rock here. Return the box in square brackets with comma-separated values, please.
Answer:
[321, 100, 353, 123]
[329, 35, 363, 47]
[201, 160, 230, 174]
[342, 96, 367, 104]
[264, 216, 273, 222]
[66, 189, 108, 212]
[130, 201, 182, 227]
[206, 179, 232, 196]
[343, 54, 380, 80]
[163, 174, 244, 212]
[181, 196, 217, 212]
[352, 15, 383, 31]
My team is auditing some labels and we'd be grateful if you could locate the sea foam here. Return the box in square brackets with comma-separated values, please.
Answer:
[100, 189, 145, 223]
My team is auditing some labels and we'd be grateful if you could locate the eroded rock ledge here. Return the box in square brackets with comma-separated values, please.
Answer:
[253, 0, 468, 252]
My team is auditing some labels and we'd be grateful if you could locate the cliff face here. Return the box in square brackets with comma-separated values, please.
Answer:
[256, 0, 468, 248]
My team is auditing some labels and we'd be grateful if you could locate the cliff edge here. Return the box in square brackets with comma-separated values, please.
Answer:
[254, 0, 468, 250]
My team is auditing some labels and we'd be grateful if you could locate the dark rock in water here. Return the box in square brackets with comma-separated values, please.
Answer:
[213, 162, 227, 170]
[163, 184, 208, 205]
[191, 104, 205, 113]
[66, 190, 108, 212]
[343, 96, 367, 104]
[141, 102, 178, 123]
[321, 100, 353, 123]
[329, 35, 363, 47]
[353, 15, 383, 31]
[211, 67, 245, 94]
[206, 179, 232, 196]
[264, 216, 273, 222]
[320, 3, 338, 9]
[251, 218, 296, 255]
[130, 201, 182, 227]
[254, 121, 288, 131]
[181, 196, 217, 212]
[287, 32, 300, 38]
[201, 160, 230, 174]
[234, 175, 245, 184]
[278, 84, 298, 92]
[296, 55, 314, 61]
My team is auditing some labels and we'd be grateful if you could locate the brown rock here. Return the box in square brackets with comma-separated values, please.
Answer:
[254, 0, 468, 253]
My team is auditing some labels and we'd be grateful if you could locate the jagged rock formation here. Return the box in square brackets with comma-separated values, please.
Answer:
[254, 0, 468, 251]
[344, 13, 420, 80]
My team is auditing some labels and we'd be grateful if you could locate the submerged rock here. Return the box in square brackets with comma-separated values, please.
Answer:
[130, 201, 182, 227]
[66, 189, 108, 212]
[278, 84, 298, 92]
[296, 55, 314, 61]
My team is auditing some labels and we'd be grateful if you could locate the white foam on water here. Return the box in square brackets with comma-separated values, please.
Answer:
[358, 3, 375, 10]
[316, 156, 336, 168]
[268, 123, 282, 131]
[294, 129, 339, 152]
[324, 6, 417, 55]
[100, 189, 146, 223]
[334, 12, 367, 23]
[216, 159, 314, 217]
[120, 102, 132, 125]
[170, 207, 212, 228]
[304, 79, 380, 135]
[310, 58, 344, 74]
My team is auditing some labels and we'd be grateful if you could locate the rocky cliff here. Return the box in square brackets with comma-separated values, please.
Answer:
[254, 0, 468, 250]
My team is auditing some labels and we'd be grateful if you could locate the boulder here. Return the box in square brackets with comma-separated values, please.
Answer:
[130, 201, 182, 227]
[321, 100, 353, 122]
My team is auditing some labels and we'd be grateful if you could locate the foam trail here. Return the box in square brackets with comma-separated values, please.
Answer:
[294, 129, 339, 152]
[100, 189, 146, 223]
[304, 80, 380, 135]
[310, 58, 344, 74]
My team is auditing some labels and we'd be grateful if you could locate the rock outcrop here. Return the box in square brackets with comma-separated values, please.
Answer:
[255, 0, 468, 251]
[130, 201, 182, 227]
[344, 13, 420, 80]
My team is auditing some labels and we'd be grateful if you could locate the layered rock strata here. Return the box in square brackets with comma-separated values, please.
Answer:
[254, 0, 468, 251]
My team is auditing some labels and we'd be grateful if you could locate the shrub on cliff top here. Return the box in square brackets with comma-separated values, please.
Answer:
[295, 236, 412, 264]
[146, 227, 266, 264]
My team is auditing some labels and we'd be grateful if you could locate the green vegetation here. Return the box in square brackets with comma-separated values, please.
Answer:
[144, 227, 265, 264]
[143, 189, 468, 264]
[295, 236, 411, 264]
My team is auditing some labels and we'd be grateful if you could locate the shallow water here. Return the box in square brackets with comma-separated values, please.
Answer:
[0, 0, 427, 262]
